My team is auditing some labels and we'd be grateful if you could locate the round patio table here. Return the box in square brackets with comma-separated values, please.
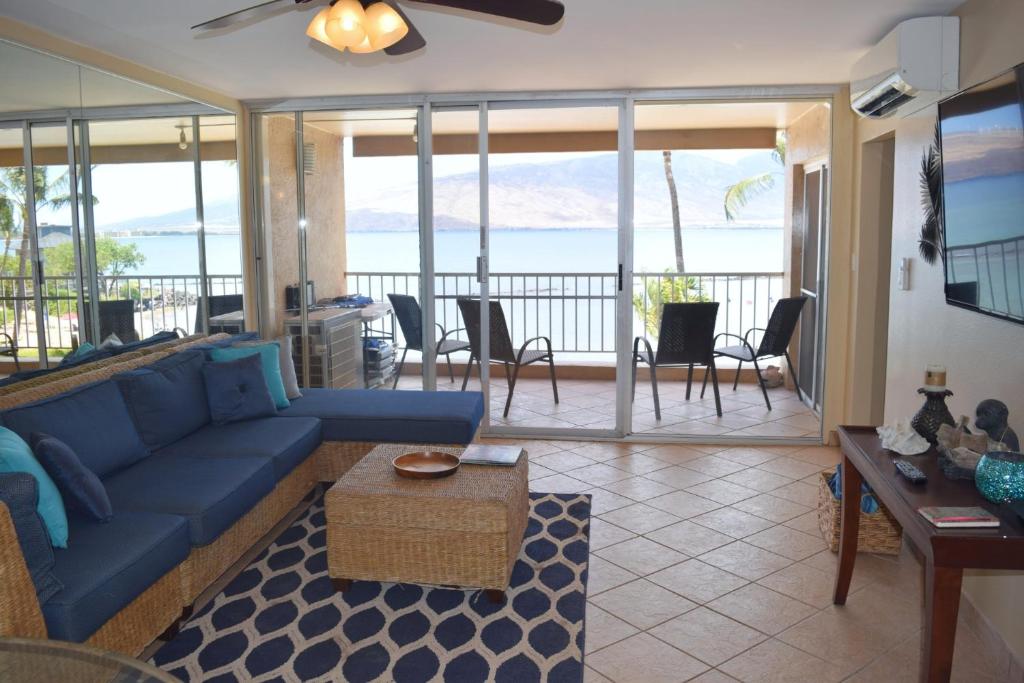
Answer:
[0, 637, 177, 683]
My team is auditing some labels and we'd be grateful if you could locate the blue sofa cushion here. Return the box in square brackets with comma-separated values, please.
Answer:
[276, 388, 484, 444]
[201, 354, 277, 425]
[43, 510, 189, 642]
[156, 417, 322, 481]
[2, 381, 150, 480]
[0, 473, 63, 604]
[103, 453, 276, 546]
[0, 427, 68, 548]
[31, 433, 112, 523]
[115, 351, 210, 449]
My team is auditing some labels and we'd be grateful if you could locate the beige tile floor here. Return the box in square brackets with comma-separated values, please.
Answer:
[397, 373, 822, 438]
[468, 437, 1011, 682]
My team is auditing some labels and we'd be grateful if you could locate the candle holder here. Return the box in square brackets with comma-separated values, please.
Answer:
[912, 387, 955, 445]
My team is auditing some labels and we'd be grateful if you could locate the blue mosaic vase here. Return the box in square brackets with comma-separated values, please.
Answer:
[975, 451, 1024, 504]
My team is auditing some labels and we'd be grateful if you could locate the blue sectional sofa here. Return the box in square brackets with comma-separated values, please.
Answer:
[0, 338, 484, 655]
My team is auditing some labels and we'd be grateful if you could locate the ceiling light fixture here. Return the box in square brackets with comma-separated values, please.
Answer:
[306, 1, 408, 54]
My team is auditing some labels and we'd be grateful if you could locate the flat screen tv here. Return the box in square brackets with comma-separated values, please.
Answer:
[937, 63, 1024, 325]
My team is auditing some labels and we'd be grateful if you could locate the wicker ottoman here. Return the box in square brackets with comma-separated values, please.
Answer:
[325, 444, 529, 602]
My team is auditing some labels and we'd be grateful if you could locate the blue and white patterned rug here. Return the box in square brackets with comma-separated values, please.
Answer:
[152, 491, 591, 682]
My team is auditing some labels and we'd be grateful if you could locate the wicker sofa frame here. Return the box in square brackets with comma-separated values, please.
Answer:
[0, 334, 449, 657]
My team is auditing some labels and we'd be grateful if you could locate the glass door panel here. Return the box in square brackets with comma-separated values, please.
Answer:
[86, 118, 201, 340]
[199, 114, 245, 332]
[0, 124, 35, 362]
[29, 121, 85, 359]
[431, 106, 481, 395]
[484, 104, 620, 432]
[799, 165, 827, 409]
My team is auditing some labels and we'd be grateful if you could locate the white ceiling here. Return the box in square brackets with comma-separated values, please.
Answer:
[0, 0, 964, 102]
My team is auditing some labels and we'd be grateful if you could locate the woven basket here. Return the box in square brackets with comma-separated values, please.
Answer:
[817, 470, 902, 555]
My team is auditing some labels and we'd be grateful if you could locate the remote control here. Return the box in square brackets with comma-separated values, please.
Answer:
[895, 459, 927, 484]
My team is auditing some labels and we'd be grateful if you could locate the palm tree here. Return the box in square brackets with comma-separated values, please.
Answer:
[662, 150, 685, 272]
[722, 133, 787, 221]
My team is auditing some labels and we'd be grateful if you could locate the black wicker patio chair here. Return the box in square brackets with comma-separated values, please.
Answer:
[195, 293, 244, 334]
[632, 301, 722, 419]
[702, 295, 807, 410]
[0, 332, 19, 371]
[387, 294, 470, 389]
[456, 298, 558, 418]
[98, 299, 139, 343]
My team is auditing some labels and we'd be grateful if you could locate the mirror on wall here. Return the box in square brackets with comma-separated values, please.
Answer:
[0, 40, 242, 367]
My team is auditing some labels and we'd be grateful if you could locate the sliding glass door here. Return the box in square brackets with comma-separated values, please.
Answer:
[482, 103, 623, 434]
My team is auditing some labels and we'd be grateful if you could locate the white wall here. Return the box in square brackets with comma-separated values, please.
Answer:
[865, 0, 1024, 660]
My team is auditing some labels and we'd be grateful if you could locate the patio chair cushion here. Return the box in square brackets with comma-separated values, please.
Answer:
[517, 349, 551, 365]
[2, 380, 150, 481]
[103, 453, 275, 546]
[42, 509, 189, 642]
[156, 417, 322, 481]
[714, 345, 756, 362]
[277, 388, 484, 444]
[115, 350, 211, 449]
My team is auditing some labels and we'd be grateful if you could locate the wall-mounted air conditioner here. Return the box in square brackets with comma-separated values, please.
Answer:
[850, 16, 959, 119]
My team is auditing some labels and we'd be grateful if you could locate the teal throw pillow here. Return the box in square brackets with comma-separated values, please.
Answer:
[0, 427, 68, 548]
[209, 342, 290, 409]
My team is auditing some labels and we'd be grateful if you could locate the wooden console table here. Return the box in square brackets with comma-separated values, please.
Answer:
[834, 426, 1024, 683]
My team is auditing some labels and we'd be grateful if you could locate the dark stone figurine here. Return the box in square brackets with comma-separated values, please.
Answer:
[976, 399, 1020, 451]
[912, 388, 955, 445]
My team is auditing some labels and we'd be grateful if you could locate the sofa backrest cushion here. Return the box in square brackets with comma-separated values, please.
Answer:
[0, 428, 68, 548]
[0, 473, 63, 603]
[2, 380, 149, 480]
[114, 350, 210, 449]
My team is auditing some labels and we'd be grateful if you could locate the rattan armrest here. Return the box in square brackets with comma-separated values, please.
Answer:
[0, 502, 47, 639]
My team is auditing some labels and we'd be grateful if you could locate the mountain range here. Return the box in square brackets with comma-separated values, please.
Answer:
[98, 149, 783, 233]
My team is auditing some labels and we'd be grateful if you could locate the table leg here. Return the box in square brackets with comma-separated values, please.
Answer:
[833, 452, 862, 605]
[921, 563, 962, 683]
[332, 578, 352, 593]
[484, 589, 505, 604]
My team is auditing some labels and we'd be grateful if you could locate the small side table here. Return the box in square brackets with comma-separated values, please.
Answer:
[833, 426, 1024, 683]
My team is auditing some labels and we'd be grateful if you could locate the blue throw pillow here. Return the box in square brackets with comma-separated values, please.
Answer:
[0, 473, 63, 603]
[31, 433, 112, 523]
[60, 342, 95, 366]
[114, 351, 210, 449]
[209, 343, 290, 409]
[0, 427, 68, 548]
[202, 353, 278, 425]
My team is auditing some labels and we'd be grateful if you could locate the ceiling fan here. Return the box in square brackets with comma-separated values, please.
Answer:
[191, 0, 565, 55]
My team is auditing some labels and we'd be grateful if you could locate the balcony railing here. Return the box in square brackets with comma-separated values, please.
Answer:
[346, 271, 785, 356]
[0, 274, 244, 352]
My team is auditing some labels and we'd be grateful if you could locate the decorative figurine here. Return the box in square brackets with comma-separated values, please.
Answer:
[911, 388, 955, 445]
[975, 399, 1020, 451]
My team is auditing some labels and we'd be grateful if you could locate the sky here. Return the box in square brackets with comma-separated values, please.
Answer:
[32, 141, 763, 228]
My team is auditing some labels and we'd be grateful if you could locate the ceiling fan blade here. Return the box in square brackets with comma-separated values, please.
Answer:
[191, 0, 312, 30]
[383, 1, 427, 55]
[404, 0, 564, 25]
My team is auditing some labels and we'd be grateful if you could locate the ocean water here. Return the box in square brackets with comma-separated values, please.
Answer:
[116, 227, 783, 277]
